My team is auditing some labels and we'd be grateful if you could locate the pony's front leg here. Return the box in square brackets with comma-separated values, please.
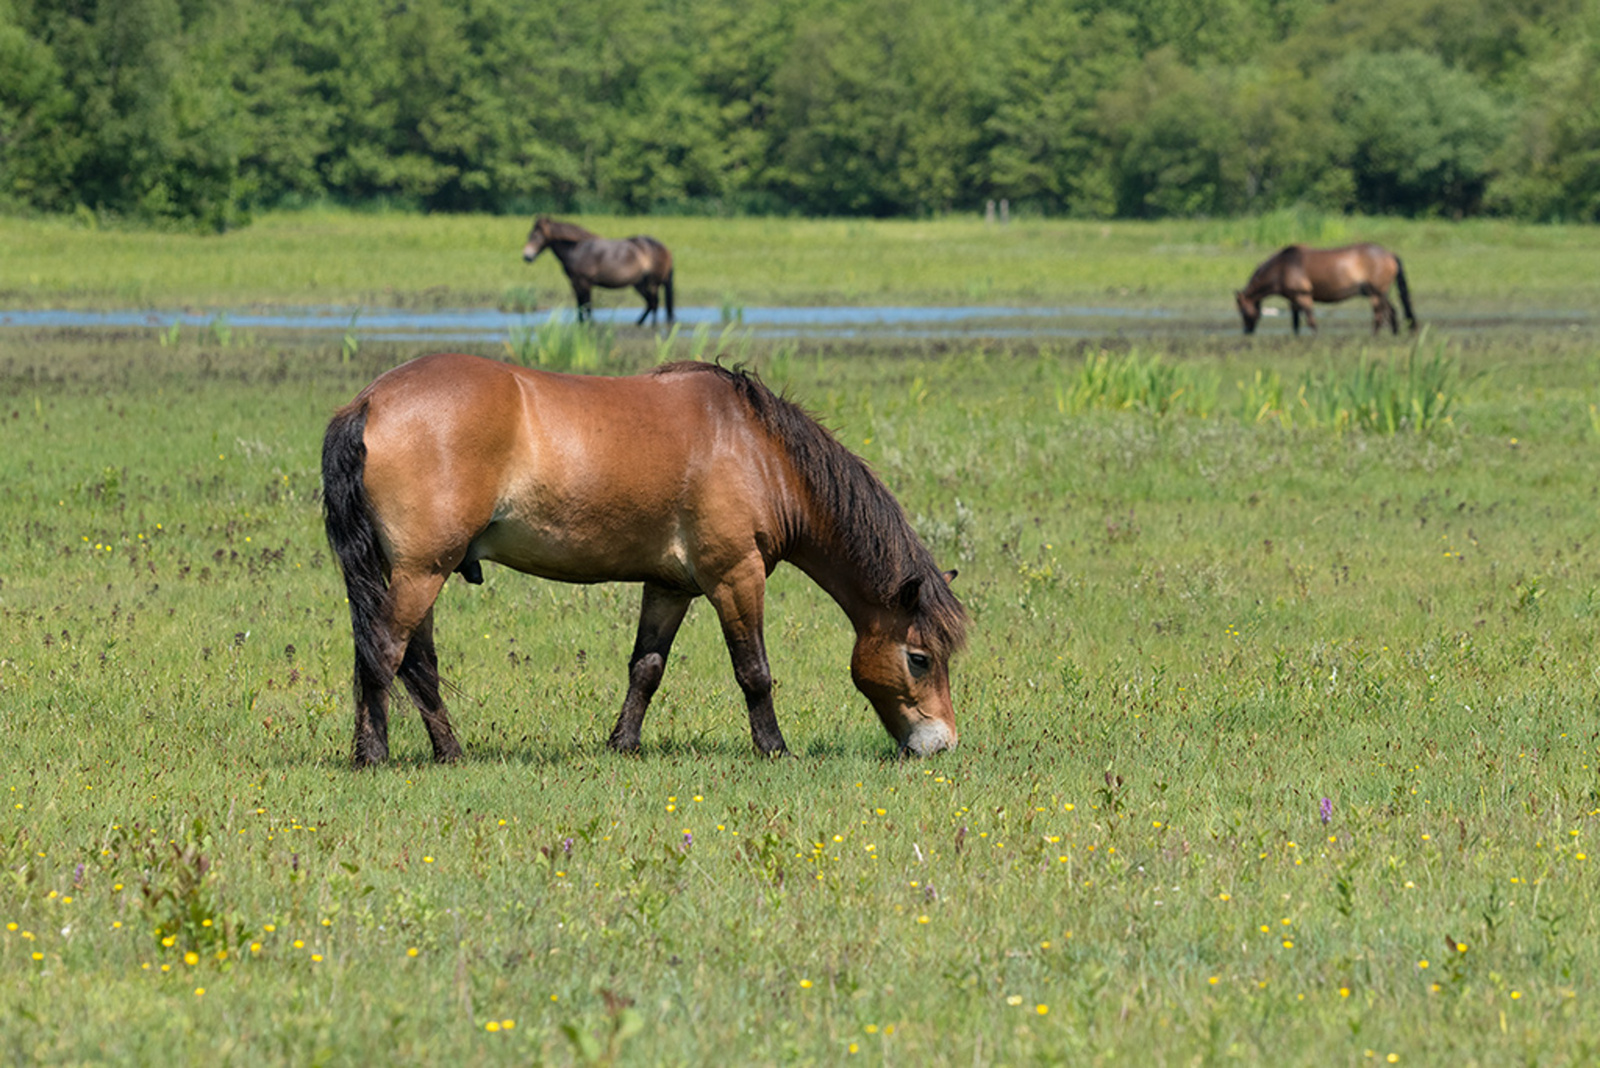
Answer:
[708, 562, 787, 756]
[609, 583, 694, 752]
[571, 280, 593, 322]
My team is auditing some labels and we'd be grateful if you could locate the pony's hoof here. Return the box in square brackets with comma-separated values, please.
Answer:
[606, 734, 642, 754]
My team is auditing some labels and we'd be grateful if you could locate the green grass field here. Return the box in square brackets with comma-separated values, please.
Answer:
[4, 208, 1599, 315]
[2, 217, 1600, 1064]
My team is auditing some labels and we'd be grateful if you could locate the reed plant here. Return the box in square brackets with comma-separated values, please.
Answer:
[1053, 348, 1221, 417]
[504, 313, 615, 371]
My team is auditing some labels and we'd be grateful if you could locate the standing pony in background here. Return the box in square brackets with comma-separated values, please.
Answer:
[1235, 243, 1416, 335]
[321, 354, 966, 766]
[522, 216, 675, 326]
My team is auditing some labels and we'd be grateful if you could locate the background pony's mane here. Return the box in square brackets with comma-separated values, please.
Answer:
[536, 216, 598, 243]
[653, 361, 967, 658]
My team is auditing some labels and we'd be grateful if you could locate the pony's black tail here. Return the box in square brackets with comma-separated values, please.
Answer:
[664, 268, 675, 324]
[1394, 256, 1417, 331]
[321, 401, 391, 694]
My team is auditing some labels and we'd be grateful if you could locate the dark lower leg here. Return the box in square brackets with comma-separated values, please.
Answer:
[709, 568, 786, 755]
[353, 666, 393, 766]
[398, 614, 461, 762]
[734, 646, 785, 755]
[609, 585, 692, 751]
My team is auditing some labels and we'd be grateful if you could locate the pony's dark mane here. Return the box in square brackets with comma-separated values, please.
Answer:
[536, 216, 598, 243]
[654, 361, 967, 658]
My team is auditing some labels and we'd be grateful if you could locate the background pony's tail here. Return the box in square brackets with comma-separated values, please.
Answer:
[321, 401, 391, 693]
[664, 267, 675, 324]
[1394, 255, 1417, 331]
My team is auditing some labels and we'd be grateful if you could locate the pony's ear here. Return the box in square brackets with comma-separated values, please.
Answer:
[942, 569, 958, 584]
[897, 575, 923, 611]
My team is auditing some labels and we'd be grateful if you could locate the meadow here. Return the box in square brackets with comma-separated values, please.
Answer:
[5, 208, 1600, 316]
[2, 215, 1600, 1064]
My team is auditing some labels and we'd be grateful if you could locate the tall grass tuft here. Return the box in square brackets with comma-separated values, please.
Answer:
[652, 321, 752, 367]
[1055, 349, 1219, 417]
[1246, 329, 1463, 433]
[504, 312, 615, 371]
[499, 285, 540, 314]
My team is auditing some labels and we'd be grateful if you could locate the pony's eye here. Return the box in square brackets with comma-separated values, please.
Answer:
[906, 651, 931, 674]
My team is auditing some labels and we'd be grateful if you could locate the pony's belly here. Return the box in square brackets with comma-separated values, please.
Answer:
[468, 519, 696, 589]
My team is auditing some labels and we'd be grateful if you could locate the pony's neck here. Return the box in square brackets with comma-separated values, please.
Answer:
[1241, 269, 1276, 299]
[542, 234, 582, 256]
[787, 525, 893, 638]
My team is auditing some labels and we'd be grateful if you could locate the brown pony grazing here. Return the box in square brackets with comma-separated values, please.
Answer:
[522, 216, 675, 326]
[1235, 243, 1416, 336]
[321, 354, 966, 766]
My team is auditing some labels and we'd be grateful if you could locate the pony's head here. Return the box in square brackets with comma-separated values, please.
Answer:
[1235, 290, 1261, 334]
[521, 216, 552, 262]
[849, 570, 964, 756]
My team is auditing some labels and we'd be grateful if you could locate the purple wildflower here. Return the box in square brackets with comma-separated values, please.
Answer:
[1319, 797, 1333, 825]
[562, 837, 574, 855]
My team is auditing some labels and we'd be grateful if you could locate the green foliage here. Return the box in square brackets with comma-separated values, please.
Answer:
[0, 0, 1593, 223]
[1328, 50, 1510, 217]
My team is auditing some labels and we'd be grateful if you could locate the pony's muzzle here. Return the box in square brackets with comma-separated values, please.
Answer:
[900, 719, 957, 757]
[521, 243, 538, 262]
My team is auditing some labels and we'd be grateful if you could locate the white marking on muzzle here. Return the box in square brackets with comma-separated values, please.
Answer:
[902, 719, 956, 756]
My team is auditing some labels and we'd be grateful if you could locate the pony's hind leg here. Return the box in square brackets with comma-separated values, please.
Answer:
[352, 659, 395, 767]
[1292, 294, 1317, 334]
[609, 583, 693, 752]
[396, 608, 462, 762]
[354, 567, 449, 765]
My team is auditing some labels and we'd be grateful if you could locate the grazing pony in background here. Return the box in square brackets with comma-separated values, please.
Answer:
[321, 354, 966, 766]
[1235, 243, 1416, 335]
[521, 216, 675, 326]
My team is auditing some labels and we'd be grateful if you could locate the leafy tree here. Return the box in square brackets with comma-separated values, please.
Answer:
[1327, 48, 1509, 216]
[768, 0, 994, 215]
[0, 0, 78, 210]
[0, 0, 1595, 224]
[1487, 21, 1600, 220]
[983, 5, 1138, 217]
[1230, 62, 1353, 211]
[19, 0, 245, 227]
[1099, 48, 1244, 217]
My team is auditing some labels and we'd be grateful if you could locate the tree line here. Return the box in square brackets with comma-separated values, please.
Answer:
[3, 0, 1598, 229]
